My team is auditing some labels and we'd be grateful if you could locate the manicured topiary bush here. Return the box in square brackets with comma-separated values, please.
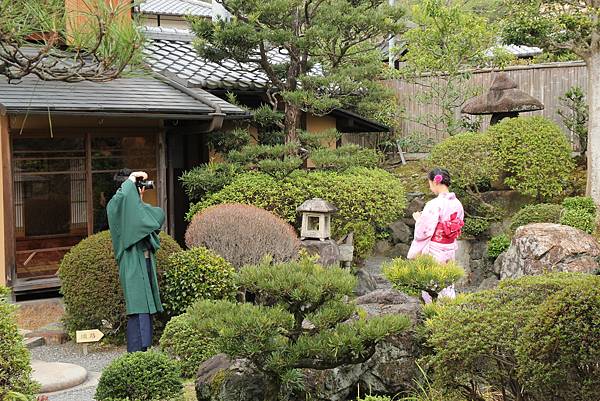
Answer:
[426, 273, 600, 401]
[159, 314, 219, 378]
[562, 196, 597, 215]
[429, 132, 500, 191]
[516, 281, 600, 401]
[0, 287, 39, 400]
[487, 234, 511, 259]
[509, 203, 562, 232]
[461, 217, 490, 238]
[186, 204, 301, 269]
[180, 162, 243, 201]
[310, 145, 382, 171]
[559, 208, 596, 234]
[187, 168, 407, 258]
[59, 231, 181, 340]
[162, 247, 237, 316]
[383, 255, 465, 298]
[488, 116, 574, 200]
[95, 351, 182, 401]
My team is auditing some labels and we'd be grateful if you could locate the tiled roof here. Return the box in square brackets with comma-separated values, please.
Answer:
[0, 74, 247, 118]
[143, 27, 288, 91]
[493, 44, 543, 58]
[138, 0, 212, 17]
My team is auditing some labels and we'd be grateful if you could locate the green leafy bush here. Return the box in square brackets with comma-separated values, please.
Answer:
[340, 221, 376, 260]
[159, 314, 219, 378]
[559, 208, 596, 234]
[461, 217, 490, 238]
[429, 132, 500, 191]
[95, 351, 182, 401]
[59, 231, 181, 341]
[186, 204, 301, 269]
[182, 256, 410, 399]
[426, 273, 600, 401]
[488, 116, 574, 200]
[383, 255, 465, 297]
[509, 203, 562, 232]
[310, 145, 381, 171]
[187, 169, 407, 251]
[0, 287, 39, 400]
[562, 196, 597, 215]
[207, 128, 251, 154]
[162, 247, 237, 316]
[515, 281, 600, 401]
[257, 156, 304, 178]
[487, 234, 511, 259]
[180, 162, 242, 202]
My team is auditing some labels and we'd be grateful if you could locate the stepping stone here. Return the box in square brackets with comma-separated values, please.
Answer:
[24, 336, 45, 349]
[31, 361, 88, 393]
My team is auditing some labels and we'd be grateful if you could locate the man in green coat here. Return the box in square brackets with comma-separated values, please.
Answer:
[107, 170, 165, 352]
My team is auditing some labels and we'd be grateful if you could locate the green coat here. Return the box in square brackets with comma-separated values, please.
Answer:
[107, 179, 165, 315]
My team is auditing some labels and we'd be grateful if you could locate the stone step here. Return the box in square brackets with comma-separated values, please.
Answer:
[31, 360, 88, 393]
[24, 336, 45, 349]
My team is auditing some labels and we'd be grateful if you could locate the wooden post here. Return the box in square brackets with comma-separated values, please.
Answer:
[0, 114, 7, 287]
[0, 113, 15, 288]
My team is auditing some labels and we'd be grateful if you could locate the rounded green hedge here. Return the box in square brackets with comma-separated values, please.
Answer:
[159, 314, 219, 378]
[488, 116, 574, 200]
[559, 208, 596, 234]
[562, 196, 597, 215]
[429, 132, 500, 190]
[461, 217, 490, 238]
[510, 203, 563, 232]
[162, 247, 237, 316]
[0, 287, 39, 400]
[95, 351, 182, 401]
[59, 231, 181, 341]
[487, 234, 511, 259]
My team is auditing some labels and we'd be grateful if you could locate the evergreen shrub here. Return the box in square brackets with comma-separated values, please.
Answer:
[383, 255, 465, 297]
[95, 351, 182, 401]
[185, 204, 301, 269]
[180, 162, 242, 201]
[487, 234, 511, 259]
[562, 196, 597, 215]
[310, 144, 381, 171]
[59, 231, 181, 340]
[0, 287, 39, 400]
[509, 203, 562, 232]
[162, 247, 237, 316]
[559, 208, 596, 234]
[340, 221, 376, 260]
[488, 116, 574, 200]
[461, 217, 490, 238]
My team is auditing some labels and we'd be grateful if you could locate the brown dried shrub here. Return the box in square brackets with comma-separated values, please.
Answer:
[185, 203, 301, 269]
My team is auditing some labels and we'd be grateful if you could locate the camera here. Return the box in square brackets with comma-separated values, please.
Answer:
[135, 177, 155, 190]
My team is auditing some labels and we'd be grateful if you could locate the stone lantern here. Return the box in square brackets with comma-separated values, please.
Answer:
[297, 198, 337, 241]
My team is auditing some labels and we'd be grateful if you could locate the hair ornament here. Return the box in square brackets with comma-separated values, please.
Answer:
[434, 174, 443, 184]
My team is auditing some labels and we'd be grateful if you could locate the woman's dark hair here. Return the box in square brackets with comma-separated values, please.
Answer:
[428, 167, 451, 186]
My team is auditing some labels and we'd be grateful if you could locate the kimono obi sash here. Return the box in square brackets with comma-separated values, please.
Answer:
[431, 212, 464, 244]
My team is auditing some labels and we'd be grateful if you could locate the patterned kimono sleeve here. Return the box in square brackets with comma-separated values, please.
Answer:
[413, 200, 441, 241]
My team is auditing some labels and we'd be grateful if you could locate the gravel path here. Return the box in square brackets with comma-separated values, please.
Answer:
[30, 342, 126, 401]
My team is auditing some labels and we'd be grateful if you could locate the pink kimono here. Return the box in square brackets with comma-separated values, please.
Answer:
[408, 192, 464, 264]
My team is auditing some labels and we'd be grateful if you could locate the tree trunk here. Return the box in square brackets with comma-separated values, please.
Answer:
[284, 102, 300, 143]
[587, 52, 600, 203]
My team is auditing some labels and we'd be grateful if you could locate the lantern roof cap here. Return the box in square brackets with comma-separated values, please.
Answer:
[297, 198, 338, 213]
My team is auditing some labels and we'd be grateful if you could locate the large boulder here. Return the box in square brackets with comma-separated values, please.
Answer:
[303, 289, 422, 401]
[500, 223, 600, 279]
[389, 220, 412, 244]
[354, 257, 393, 296]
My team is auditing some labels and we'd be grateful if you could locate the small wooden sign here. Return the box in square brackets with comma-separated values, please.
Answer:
[76, 329, 104, 344]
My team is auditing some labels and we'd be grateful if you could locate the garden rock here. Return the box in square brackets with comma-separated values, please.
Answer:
[354, 257, 393, 296]
[303, 289, 421, 400]
[389, 220, 412, 244]
[500, 223, 600, 279]
[300, 239, 340, 266]
[386, 243, 410, 259]
[196, 355, 271, 401]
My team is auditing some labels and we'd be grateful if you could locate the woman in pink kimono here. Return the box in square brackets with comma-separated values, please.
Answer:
[408, 168, 464, 264]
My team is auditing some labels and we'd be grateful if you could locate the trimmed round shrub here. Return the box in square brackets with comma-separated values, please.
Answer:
[186, 204, 302, 269]
[340, 221, 376, 260]
[187, 168, 407, 249]
[0, 287, 39, 400]
[487, 234, 511, 259]
[159, 314, 219, 378]
[429, 132, 500, 190]
[560, 208, 596, 234]
[562, 196, 597, 215]
[461, 217, 490, 238]
[95, 351, 182, 401]
[426, 273, 600, 401]
[509, 203, 562, 232]
[162, 247, 237, 316]
[382, 255, 465, 297]
[59, 231, 181, 340]
[516, 281, 600, 401]
[488, 116, 574, 199]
